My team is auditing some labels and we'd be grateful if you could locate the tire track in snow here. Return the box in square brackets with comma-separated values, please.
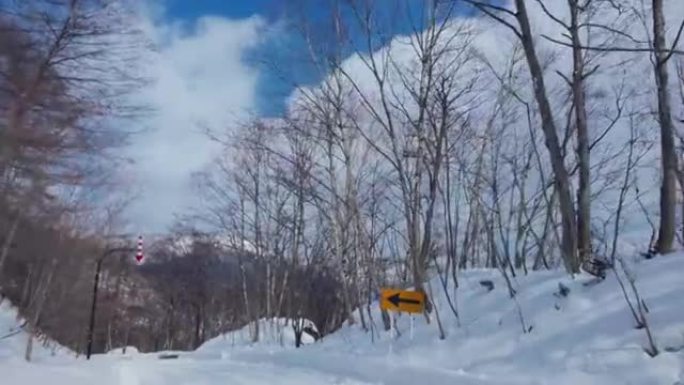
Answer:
[224, 350, 527, 385]
[112, 354, 376, 385]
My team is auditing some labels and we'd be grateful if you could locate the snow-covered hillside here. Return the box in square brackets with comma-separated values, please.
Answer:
[197, 317, 317, 353]
[1, 253, 683, 384]
[0, 302, 69, 363]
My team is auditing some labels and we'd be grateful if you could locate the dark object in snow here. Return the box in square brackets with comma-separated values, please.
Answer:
[479, 280, 494, 292]
[581, 257, 612, 279]
[0, 328, 23, 340]
[303, 325, 321, 341]
[555, 282, 570, 298]
[640, 250, 656, 259]
[159, 353, 179, 359]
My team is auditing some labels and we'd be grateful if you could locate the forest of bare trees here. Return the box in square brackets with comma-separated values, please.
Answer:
[0, 0, 151, 359]
[0, 0, 683, 360]
[196, 0, 684, 339]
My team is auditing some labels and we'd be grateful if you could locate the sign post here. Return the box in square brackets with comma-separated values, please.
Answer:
[135, 235, 144, 263]
[410, 315, 414, 340]
[380, 289, 424, 354]
[389, 314, 395, 355]
[86, 237, 142, 360]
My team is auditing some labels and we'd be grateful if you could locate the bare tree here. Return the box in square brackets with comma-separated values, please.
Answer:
[335, 0, 478, 313]
[651, 0, 679, 254]
[462, 0, 580, 273]
[0, 0, 148, 278]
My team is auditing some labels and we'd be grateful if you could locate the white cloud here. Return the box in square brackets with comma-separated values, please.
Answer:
[126, 9, 266, 232]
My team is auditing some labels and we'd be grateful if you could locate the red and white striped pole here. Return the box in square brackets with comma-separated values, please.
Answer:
[135, 235, 144, 263]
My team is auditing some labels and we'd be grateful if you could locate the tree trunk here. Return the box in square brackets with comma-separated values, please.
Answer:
[265, 261, 271, 319]
[106, 321, 112, 353]
[380, 309, 391, 331]
[238, 196, 259, 344]
[238, 257, 255, 343]
[24, 325, 34, 362]
[569, 0, 592, 265]
[193, 303, 202, 349]
[514, 0, 578, 272]
[326, 131, 354, 324]
[123, 327, 130, 354]
[0, 214, 19, 278]
[166, 296, 175, 350]
[25, 251, 58, 361]
[292, 319, 303, 348]
[652, 0, 678, 254]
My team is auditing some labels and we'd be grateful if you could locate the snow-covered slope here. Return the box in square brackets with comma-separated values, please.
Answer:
[1, 254, 683, 384]
[197, 317, 317, 354]
[196, 253, 684, 385]
[0, 301, 69, 363]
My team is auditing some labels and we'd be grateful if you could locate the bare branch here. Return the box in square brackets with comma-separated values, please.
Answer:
[543, 34, 684, 55]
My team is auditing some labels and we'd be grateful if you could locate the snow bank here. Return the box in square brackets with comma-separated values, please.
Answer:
[0, 301, 69, 363]
[279, 253, 684, 385]
[106, 346, 140, 355]
[198, 318, 317, 356]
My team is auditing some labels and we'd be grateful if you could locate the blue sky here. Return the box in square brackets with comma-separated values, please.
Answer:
[165, 0, 279, 22]
[162, 0, 325, 116]
[158, 0, 472, 117]
[129, 0, 484, 232]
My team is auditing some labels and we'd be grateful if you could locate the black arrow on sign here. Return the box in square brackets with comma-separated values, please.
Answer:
[387, 293, 421, 307]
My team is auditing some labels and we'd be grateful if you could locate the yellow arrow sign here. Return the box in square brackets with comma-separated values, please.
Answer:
[380, 289, 425, 314]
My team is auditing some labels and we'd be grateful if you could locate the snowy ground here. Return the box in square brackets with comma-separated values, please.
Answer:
[1, 253, 683, 384]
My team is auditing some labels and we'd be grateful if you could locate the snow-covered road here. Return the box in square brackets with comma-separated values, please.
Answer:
[4, 351, 519, 385]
